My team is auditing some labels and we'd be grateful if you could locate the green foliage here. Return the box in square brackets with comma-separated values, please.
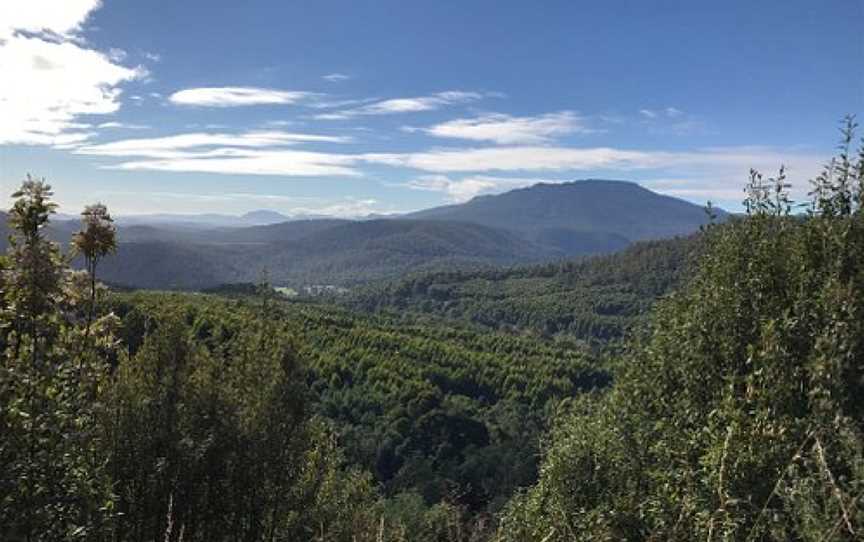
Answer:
[0, 180, 392, 541]
[110, 292, 608, 518]
[348, 235, 698, 343]
[101, 306, 380, 541]
[499, 118, 864, 541]
[0, 177, 115, 541]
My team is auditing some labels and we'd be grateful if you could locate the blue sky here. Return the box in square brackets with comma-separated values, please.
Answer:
[0, 0, 861, 216]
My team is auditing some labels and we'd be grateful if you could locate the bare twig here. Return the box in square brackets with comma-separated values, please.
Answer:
[745, 429, 815, 542]
[814, 436, 856, 537]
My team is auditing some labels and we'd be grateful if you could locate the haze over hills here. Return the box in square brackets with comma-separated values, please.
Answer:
[1, 180, 721, 290]
[115, 209, 293, 228]
[97, 219, 560, 290]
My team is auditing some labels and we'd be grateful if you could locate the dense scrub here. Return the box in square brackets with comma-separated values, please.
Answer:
[499, 119, 864, 540]
[0, 181, 388, 541]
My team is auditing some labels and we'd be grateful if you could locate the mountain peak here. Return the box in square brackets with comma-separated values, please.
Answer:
[408, 179, 722, 247]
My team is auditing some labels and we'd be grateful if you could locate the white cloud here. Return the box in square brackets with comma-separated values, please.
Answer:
[406, 175, 540, 202]
[316, 91, 485, 119]
[97, 122, 150, 130]
[0, 2, 144, 146]
[363, 146, 662, 172]
[641, 107, 685, 119]
[75, 130, 352, 158]
[76, 130, 359, 177]
[416, 111, 593, 144]
[322, 73, 350, 82]
[108, 151, 360, 177]
[74, 124, 825, 201]
[363, 145, 824, 176]
[169, 87, 315, 107]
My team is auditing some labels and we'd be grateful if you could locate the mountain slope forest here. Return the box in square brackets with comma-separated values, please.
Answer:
[346, 234, 701, 342]
[0, 118, 862, 541]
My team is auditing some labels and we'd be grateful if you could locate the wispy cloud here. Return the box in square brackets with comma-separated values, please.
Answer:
[315, 91, 487, 120]
[97, 122, 151, 130]
[363, 145, 824, 178]
[77, 130, 359, 176]
[104, 151, 361, 177]
[169, 87, 316, 107]
[411, 111, 595, 144]
[638, 106, 702, 134]
[75, 130, 352, 158]
[322, 73, 351, 82]
[640, 107, 683, 119]
[0, 0, 144, 146]
[406, 175, 541, 202]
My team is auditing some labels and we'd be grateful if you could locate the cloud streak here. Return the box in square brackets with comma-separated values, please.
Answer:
[75, 130, 352, 158]
[169, 87, 316, 107]
[315, 91, 486, 120]
[413, 111, 595, 144]
[322, 73, 351, 82]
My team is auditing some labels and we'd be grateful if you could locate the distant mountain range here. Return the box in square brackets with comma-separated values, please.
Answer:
[114, 209, 293, 228]
[1, 180, 722, 290]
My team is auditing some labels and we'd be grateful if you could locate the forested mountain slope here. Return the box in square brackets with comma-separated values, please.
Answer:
[348, 234, 701, 341]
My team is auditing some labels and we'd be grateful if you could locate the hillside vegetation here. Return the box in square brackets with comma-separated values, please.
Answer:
[347, 235, 700, 341]
[501, 121, 864, 540]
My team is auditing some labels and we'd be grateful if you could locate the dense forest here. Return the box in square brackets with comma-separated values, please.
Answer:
[1, 118, 862, 540]
[346, 234, 700, 342]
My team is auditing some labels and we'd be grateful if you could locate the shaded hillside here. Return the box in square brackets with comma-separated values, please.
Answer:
[409, 180, 721, 252]
[202, 218, 350, 243]
[95, 219, 563, 289]
[347, 235, 701, 341]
